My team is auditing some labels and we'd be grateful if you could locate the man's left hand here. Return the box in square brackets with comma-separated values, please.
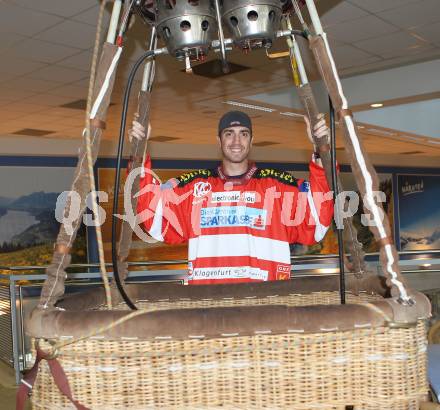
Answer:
[304, 113, 330, 151]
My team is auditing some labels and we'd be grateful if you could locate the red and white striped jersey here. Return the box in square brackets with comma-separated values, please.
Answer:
[137, 157, 334, 284]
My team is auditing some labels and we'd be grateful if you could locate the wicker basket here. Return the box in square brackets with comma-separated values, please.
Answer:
[27, 276, 430, 410]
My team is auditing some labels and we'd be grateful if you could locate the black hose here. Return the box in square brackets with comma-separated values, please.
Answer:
[329, 97, 346, 304]
[285, 30, 345, 301]
[112, 50, 155, 310]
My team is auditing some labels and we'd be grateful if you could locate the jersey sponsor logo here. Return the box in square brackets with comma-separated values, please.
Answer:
[189, 266, 268, 281]
[277, 264, 290, 273]
[193, 181, 212, 198]
[177, 169, 212, 187]
[256, 168, 298, 187]
[200, 206, 267, 230]
[211, 191, 256, 204]
[276, 264, 291, 280]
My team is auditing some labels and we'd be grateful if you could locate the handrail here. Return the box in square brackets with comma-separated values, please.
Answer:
[1, 249, 440, 272]
[0, 260, 187, 271]
[1, 266, 439, 283]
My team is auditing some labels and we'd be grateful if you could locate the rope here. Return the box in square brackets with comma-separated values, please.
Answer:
[292, 0, 305, 26]
[84, 0, 112, 309]
[362, 302, 392, 324]
[53, 310, 146, 351]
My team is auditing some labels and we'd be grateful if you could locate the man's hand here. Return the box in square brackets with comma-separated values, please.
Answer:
[304, 113, 330, 149]
[313, 114, 330, 145]
[128, 119, 151, 142]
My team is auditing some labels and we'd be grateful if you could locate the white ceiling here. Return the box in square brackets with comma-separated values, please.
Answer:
[0, 0, 440, 161]
[317, 0, 440, 76]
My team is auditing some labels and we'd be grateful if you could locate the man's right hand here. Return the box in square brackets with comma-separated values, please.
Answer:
[129, 120, 150, 142]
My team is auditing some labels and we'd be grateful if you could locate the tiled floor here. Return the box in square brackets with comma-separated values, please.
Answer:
[0, 385, 18, 410]
[0, 361, 19, 410]
[0, 361, 31, 409]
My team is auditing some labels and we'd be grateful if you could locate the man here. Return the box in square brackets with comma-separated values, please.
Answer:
[132, 110, 333, 284]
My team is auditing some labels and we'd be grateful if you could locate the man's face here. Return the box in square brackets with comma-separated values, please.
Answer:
[218, 126, 252, 164]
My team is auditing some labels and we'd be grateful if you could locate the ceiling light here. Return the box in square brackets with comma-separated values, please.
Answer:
[223, 101, 276, 112]
[410, 33, 427, 43]
[427, 139, 440, 144]
[279, 111, 304, 118]
[399, 135, 423, 142]
[366, 128, 395, 136]
[370, 103, 383, 108]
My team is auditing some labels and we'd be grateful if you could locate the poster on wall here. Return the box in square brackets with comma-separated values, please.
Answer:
[290, 171, 394, 256]
[0, 166, 87, 275]
[398, 174, 440, 251]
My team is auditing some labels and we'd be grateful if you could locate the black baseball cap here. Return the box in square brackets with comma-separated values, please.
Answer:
[218, 110, 252, 137]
